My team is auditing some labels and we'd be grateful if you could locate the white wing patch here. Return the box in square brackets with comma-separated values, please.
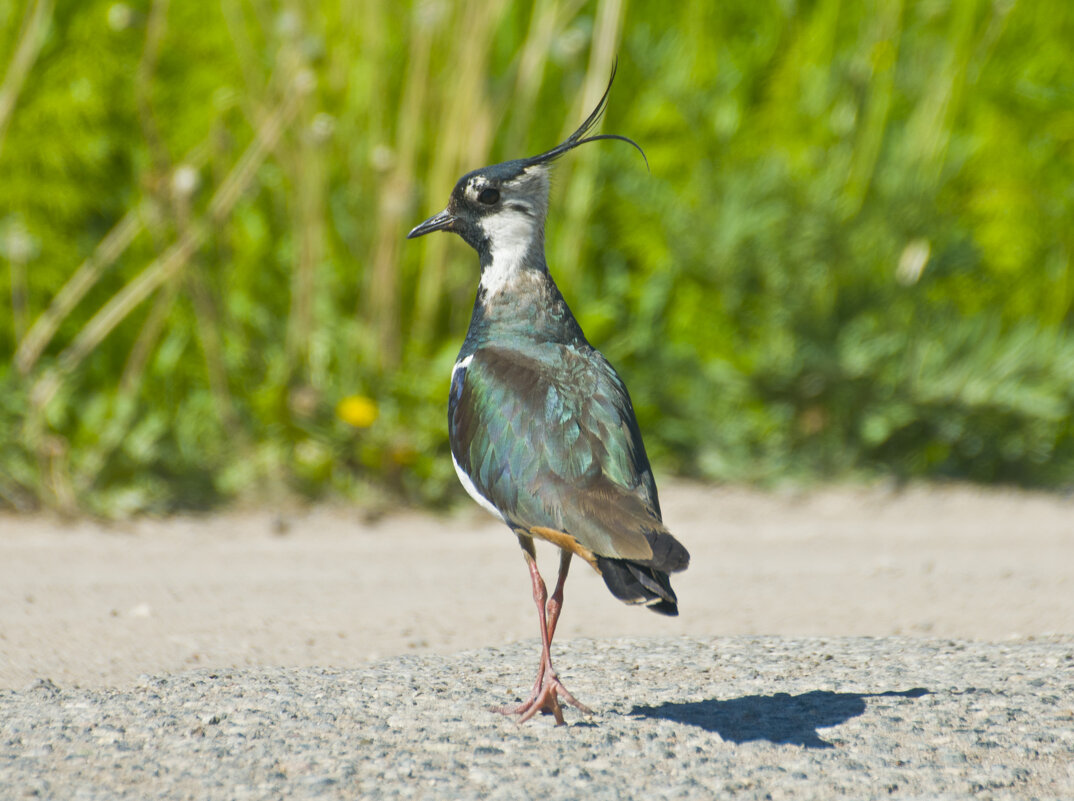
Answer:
[450, 353, 504, 522]
[451, 354, 473, 377]
[452, 450, 505, 522]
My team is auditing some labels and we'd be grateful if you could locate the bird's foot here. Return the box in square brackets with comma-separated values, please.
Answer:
[491, 666, 593, 725]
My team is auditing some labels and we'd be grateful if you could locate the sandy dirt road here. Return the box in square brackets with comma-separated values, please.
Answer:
[1, 482, 1072, 689]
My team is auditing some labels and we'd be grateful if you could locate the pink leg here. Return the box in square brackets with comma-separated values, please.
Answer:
[545, 549, 571, 643]
[492, 544, 591, 725]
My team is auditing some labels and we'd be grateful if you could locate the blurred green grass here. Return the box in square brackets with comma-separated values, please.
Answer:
[1, 0, 1072, 515]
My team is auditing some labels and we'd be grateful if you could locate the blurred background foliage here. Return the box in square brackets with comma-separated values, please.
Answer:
[1, 0, 1073, 516]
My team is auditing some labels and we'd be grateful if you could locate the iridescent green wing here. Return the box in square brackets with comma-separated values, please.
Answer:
[449, 344, 664, 561]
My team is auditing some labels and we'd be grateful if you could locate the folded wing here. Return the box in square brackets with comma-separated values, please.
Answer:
[449, 344, 689, 584]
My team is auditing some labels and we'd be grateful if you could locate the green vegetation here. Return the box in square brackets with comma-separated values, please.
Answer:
[2, 0, 1072, 515]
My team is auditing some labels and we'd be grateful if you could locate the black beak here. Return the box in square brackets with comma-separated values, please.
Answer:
[407, 207, 456, 239]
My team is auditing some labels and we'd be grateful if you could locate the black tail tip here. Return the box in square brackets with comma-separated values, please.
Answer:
[597, 556, 680, 614]
[647, 599, 678, 616]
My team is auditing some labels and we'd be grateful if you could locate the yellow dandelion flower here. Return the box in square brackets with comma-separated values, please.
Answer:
[336, 395, 378, 428]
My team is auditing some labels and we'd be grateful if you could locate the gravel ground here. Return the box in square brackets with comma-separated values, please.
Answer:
[3, 636, 1073, 800]
[2, 484, 1072, 798]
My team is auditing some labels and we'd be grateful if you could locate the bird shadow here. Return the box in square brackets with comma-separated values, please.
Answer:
[630, 688, 930, 748]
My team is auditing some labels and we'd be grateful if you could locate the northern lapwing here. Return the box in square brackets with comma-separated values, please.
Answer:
[407, 64, 689, 724]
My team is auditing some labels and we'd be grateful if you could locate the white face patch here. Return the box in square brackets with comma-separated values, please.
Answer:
[460, 164, 550, 300]
[464, 175, 484, 201]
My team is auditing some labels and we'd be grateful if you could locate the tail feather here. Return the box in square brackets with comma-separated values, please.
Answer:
[595, 524, 689, 616]
[597, 556, 680, 616]
[644, 527, 690, 573]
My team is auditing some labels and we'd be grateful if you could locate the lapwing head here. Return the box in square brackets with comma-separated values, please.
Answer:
[407, 63, 646, 263]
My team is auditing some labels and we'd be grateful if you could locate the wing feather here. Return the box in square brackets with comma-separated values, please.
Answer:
[449, 343, 684, 570]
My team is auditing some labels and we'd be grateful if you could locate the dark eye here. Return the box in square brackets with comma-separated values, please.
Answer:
[477, 187, 500, 205]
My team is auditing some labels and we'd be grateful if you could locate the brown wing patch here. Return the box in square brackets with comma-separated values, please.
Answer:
[528, 526, 602, 573]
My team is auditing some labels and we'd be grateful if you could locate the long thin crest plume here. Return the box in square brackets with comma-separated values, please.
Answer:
[522, 60, 648, 171]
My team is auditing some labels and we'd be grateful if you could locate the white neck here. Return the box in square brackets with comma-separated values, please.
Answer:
[479, 211, 542, 299]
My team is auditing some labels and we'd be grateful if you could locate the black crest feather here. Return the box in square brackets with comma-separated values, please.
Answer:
[522, 59, 648, 172]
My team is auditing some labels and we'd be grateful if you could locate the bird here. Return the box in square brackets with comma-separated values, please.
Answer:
[407, 64, 689, 724]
